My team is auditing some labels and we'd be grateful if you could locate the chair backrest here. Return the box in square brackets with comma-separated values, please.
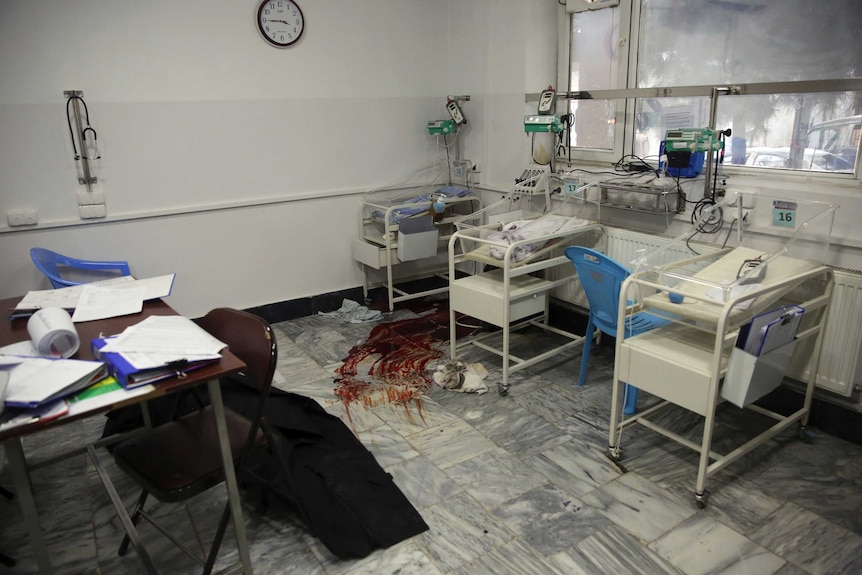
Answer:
[30, 247, 132, 288]
[30, 248, 69, 288]
[564, 246, 630, 337]
[197, 308, 277, 395]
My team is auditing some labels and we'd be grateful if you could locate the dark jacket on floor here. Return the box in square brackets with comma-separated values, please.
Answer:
[102, 382, 429, 559]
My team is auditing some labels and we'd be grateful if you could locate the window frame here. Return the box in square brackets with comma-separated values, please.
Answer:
[552, 0, 862, 182]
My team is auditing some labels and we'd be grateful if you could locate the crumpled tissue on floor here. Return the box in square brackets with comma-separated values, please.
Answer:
[318, 299, 383, 323]
[432, 360, 489, 394]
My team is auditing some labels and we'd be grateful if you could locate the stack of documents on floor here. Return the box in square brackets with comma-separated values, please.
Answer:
[9, 274, 176, 321]
[722, 304, 804, 408]
[92, 315, 226, 388]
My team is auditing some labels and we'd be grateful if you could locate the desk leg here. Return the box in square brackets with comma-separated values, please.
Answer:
[86, 445, 158, 574]
[208, 380, 253, 575]
[5, 438, 53, 574]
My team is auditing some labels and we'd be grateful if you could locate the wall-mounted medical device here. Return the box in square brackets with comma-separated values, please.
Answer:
[537, 86, 556, 114]
[659, 141, 704, 177]
[427, 120, 457, 135]
[566, 0, 620, 13]
[524, 115, 563, 133]
[446, 98, 467, 126]
[663, 127, 724, 168]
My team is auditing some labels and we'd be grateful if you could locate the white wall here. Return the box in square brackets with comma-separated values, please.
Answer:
[0, 1, 461, 316]
[0, 0, 565, 317]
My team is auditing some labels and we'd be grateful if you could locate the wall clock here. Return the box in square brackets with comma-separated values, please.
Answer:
[256, 1, 304, 48]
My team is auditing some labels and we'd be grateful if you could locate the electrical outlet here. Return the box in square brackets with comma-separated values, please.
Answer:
[453, 160, 472, 178]
[723, 206, 752, 226]
[7, 209, 38, 226]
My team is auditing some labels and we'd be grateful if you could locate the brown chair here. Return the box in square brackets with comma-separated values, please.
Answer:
[0, 486, 16, 567]
[112, 308, 278, 573]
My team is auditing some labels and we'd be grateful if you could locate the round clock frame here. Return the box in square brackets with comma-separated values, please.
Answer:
[256, 1, 304, 48]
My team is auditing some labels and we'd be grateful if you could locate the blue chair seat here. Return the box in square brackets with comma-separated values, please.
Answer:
[30, 247, 132, 289]
[564, 246, 671, 415]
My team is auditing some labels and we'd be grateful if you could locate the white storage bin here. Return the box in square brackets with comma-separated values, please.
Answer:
[721, 340, 798, 408]
[397, 216, 438, 262]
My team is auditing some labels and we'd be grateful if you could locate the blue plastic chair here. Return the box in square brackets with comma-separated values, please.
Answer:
[564, 246, 670, 415]
[30, 247, 132, 289]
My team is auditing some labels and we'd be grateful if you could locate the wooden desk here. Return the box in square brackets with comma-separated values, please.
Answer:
[0, 298, 251, 574]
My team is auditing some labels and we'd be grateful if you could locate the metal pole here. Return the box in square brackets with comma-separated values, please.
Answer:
[703, 87, 725, 201]
[70, 98, 95, 191]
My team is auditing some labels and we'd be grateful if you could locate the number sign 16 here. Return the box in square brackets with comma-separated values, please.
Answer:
[772, 200, 797, 229]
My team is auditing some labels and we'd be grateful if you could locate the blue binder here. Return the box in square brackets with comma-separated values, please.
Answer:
[737, 305, 804, 356]
[91, 337, 218, 389]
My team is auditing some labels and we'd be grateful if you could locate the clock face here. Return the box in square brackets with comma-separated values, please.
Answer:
[257, 1, 304, 48]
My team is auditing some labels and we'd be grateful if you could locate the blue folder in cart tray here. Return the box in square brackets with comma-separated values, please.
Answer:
[738, 304, 804, 356]
[91, 337, 219, 389]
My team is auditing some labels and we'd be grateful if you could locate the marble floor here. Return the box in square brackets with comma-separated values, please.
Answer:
[1, 302, 862, 574]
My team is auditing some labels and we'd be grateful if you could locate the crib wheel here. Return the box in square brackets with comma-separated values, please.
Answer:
[694, 490, 710, 509]
[797, 424, 814, 444]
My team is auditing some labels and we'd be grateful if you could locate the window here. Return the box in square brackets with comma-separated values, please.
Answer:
[562, 0, 862, 175]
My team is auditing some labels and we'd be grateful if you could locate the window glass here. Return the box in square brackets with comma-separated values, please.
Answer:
[637, 0, 862, 86]
[567, 7, 620, 150]
[635, 0, 862, 173]
[567, 0, 862, 174]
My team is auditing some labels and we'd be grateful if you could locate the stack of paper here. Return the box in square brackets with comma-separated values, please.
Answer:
[10, 274, 176, 322]
[1, 356, 107, 408]
[92, 316, 226, 388]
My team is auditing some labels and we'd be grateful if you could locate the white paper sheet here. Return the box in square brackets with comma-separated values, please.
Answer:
[3, 357, 105, 407]
[13, 276, 136, 311]
[99, 315, 226, 356]
[67, 382, 154, 416]
[12, 274, 176, 314]
[71, 285, 145, 323]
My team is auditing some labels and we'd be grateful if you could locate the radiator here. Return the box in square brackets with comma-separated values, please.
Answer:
[786, 267, 862, 397]
[551, 227, 862, 397]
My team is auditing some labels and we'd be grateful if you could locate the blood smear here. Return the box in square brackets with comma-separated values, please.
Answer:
[333, 307, 479, 420]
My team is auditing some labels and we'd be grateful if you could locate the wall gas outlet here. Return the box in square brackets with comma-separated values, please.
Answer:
[471, 162, 481, 184]
[7, 209, 38, 226]
[79, 204, 107, 219]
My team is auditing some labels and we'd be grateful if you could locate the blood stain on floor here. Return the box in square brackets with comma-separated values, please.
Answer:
[334, 306, 479, 422]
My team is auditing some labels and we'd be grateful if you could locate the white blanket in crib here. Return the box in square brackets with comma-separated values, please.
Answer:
[487, 215, 589, 262]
